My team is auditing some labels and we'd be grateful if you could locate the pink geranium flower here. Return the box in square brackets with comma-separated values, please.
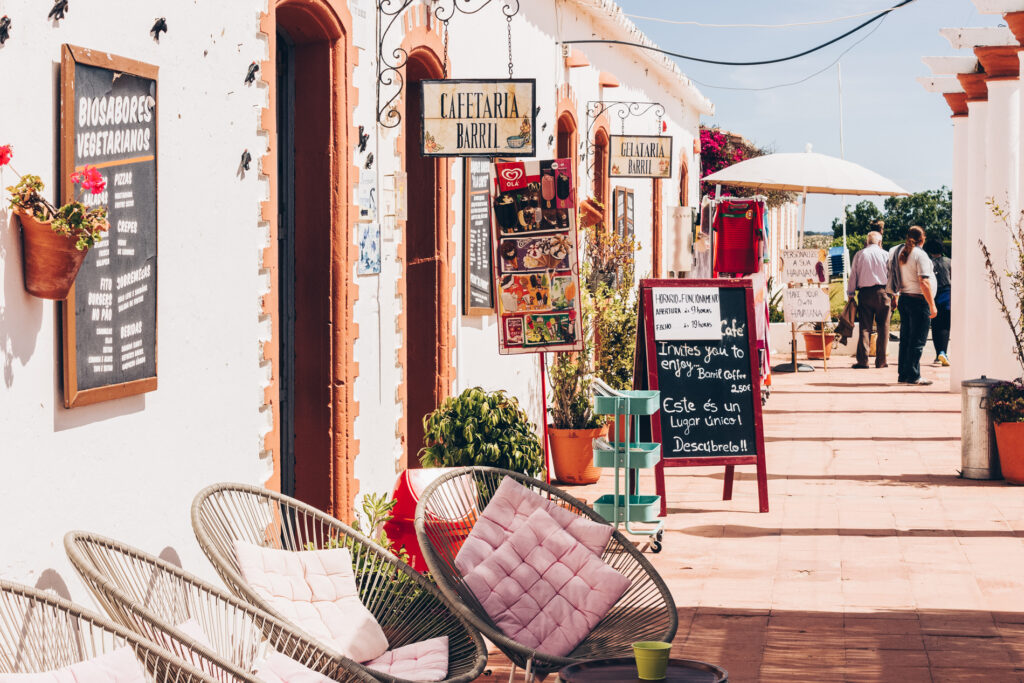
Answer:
[0, 145, 12, 167]
[70, 165, 106, 194]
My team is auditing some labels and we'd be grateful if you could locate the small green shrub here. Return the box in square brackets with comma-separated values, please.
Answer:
[419, 387, 544, 477]
[989, 381, 1024, 424]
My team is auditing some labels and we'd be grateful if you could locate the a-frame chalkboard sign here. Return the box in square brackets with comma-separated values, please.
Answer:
[634, 278, 768, 513]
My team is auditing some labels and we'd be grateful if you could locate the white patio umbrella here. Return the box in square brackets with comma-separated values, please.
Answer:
[702, 147, 909, 246]
[703, 146, 909, 372]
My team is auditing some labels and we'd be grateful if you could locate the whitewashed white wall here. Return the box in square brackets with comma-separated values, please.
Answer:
[351, 1, 707, 499]
[0, 0, 269, 600]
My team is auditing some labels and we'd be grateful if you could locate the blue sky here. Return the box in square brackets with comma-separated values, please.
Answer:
[615, 0, 1002, 231]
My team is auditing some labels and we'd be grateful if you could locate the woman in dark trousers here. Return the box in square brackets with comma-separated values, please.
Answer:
[926, 238, 951, 366]
[888, 226, 938, 385]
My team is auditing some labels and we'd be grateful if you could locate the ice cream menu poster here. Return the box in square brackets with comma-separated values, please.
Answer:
[491, 158, 583, 355]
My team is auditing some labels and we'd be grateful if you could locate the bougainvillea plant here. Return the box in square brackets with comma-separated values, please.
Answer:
[1, 144, 108, 251]
[699, 126, 795, 208]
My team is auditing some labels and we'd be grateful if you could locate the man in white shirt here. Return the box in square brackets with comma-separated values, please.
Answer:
[847, 231, 891, 368]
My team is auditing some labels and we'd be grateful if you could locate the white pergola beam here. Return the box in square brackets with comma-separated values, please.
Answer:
[916, 76, 966, 93]
[940, 26, 1017, 49]
[922, 55, 980, 74]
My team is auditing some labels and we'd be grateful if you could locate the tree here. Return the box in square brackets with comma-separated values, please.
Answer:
[830, 200, 883, 238]
[881, 187, 952, 243]
[830, 187, 952, 245]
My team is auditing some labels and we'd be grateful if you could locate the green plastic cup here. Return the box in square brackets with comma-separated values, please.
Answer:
[633, 641, 671, 680]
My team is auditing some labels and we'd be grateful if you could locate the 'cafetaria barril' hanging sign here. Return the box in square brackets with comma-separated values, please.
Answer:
[420, 79, 535, 157]
[609, 134, 673, 178]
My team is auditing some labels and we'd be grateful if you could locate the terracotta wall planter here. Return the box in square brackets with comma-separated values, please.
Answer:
[578, 198, 603, 228]
[549, 424, 606, 485]
[994, 421, 1024, 485]
[17, 210, 90, 300]
[802, 331, 837, 360]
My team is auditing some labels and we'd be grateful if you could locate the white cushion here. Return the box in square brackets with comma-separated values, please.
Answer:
[365, 636, 448, 681]
[0, 647, 147, 683]
[253, 653, 333, 683]
[234, 542, 389, 663]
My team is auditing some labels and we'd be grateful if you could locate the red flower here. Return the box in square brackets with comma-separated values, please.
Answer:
[0, 144, 11, 167]
[71, 165, 106, 194]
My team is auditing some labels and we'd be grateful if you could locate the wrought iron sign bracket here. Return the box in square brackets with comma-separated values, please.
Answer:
[376, 0, 521, 129]
[584, 100, 665, 178]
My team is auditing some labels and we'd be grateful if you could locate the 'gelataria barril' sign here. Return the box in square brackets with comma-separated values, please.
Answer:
[419, 79, 536, 157]
[609, 134, 673, 178]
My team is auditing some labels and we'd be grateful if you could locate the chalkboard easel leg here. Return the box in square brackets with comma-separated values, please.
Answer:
[723, 465, 735, 501]
[756, 455, 769, 513]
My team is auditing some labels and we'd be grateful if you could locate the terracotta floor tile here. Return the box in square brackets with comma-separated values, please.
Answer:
[478, 358, 1024, 681]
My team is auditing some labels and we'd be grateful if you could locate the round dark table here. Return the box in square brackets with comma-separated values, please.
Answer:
[558, 657, 728, 682]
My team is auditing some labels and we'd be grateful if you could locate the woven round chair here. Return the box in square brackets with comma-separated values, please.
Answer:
[190, 483, 487, 683]
[414, 467, 678, 681]
[0, 579, 211, 683]
[64, 531, 370, 683]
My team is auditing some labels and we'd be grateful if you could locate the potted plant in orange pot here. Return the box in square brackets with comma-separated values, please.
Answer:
[2, 144, 108, 299]
[800, 321, 837, 360]
[988, 381, 1024, 484]
[547, 346, 605, 485]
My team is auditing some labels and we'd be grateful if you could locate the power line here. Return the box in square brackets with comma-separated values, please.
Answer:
[689, 16, 889, 92]
[625, 4, 910, 29]
[562, 0, 915, 67]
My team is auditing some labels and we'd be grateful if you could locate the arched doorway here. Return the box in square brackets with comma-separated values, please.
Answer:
[557, 112, 577, 179]
[594, 128, 610, 222]
[275, 0, 355, 518]
[403, 49, 451, 468]
[679, 158, 689, 207]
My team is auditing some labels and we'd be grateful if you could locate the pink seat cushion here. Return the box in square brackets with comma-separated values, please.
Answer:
[462, 508, 630, 657]
[366, 636, 449, 681]
[234, 542, 389, 663]
[0, 647, 147, 683]
[455, 478, 613, 576]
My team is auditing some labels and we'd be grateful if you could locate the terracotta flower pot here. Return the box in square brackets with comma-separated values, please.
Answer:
[994, 421, 1024, 485]
[549, 424, 606, 485]
[578, 199, 603, 228]
[802, 331, 837, 360]
[17, 209, 90, 300]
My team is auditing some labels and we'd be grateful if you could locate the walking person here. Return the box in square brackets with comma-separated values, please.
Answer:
[888, 226, 938, 385]
[926, 238, 952, 366]
[847, 231, 891, 368]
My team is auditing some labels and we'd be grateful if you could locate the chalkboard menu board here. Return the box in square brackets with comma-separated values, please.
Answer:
[636, 278, 768, 512]
[60, 45, 158, 407]
[463, 157, 494, 315]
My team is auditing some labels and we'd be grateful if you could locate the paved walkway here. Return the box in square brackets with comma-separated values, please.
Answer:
[479, 355, 1024, 682]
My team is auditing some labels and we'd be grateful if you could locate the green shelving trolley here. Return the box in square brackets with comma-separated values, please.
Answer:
[591, 379, 666, 552]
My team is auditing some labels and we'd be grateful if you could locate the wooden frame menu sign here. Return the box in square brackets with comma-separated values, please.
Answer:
[60, 45, 158, 407]
[420, 79, 536, 157]
[609, 134, 672, 178]
[634, 279, 768, 513]
[463, 157, 495, 315]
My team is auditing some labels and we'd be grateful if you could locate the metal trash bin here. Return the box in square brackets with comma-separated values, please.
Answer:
[961, 376, 1003, 480]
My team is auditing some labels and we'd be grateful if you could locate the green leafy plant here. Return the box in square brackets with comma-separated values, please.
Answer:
[583, 223, 638, 390]
[2, 145, 108, 251]
[419, 387, 544, 477]
[768, 280, 785, 323]
[989, 381, 1024, 424]
[548, 343, 603, 430]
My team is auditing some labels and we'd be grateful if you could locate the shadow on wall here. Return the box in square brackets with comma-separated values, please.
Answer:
[0, 208, 43, 388]
[34, 568, 73, 600]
